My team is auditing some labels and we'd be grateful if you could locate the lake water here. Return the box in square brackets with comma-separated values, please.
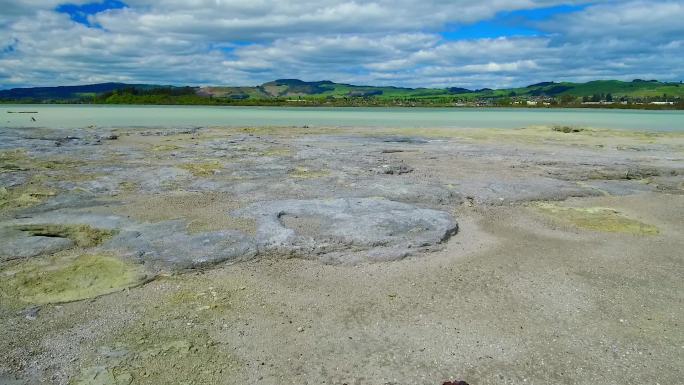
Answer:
[1, 104, 683, 131]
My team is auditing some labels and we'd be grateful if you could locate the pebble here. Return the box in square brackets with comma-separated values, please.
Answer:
[20, 306, 40, 321]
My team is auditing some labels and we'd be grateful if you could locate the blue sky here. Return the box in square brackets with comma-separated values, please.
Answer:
[56, 0, 126, 27]
[1, 0, 683, 88]
[441, 5, 588, 40]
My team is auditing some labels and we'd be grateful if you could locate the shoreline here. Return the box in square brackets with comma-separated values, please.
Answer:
[3, 101, 683, 110]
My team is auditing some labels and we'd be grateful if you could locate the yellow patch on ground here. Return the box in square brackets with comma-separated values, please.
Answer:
[0, 149, 30, 172]
[260, 147, 292, 157]
[537, 203, 659, 235]
[0, 254, 148, 305]
[0, 185, 56, 211]
[150, 144, 181, 152]
[289, 167, 330, 179]
[0, 148, 84, 172]
[179, 160, 222, 177]
[69, 274, 245, 385]
[0, 151, 98, 212]
[118, 181, 138, 192]
[15, 224, 116, 247]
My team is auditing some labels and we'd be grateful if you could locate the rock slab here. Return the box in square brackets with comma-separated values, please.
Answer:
[234, 197, 458, 263]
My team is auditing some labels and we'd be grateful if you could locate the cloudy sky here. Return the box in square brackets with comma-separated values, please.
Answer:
[1, 0, 683, 89]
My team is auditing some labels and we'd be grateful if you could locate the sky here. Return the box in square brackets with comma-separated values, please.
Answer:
[0, 0, 683, 89]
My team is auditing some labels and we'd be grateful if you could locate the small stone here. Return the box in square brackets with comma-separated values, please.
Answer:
[20, 306, 40, 320]
[297, 326, 304, 332]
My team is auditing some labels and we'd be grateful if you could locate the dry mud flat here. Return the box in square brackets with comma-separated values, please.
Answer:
[0, 124, 683, 385]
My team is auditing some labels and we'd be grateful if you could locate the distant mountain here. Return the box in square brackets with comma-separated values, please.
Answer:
[0, 82, 167, 101]
[1, 79, 682, 103]
[447, 87, 474, 94]
[497, 80, 684, 98]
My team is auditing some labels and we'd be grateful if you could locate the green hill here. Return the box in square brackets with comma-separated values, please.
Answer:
[197, 79, 684, 102]
[1, 79, 682, 107]
[499, 80, 684, 98]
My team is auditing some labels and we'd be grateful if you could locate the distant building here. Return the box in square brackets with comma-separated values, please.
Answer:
[650, 101, 674, 105]
[582, 101, 615, 105]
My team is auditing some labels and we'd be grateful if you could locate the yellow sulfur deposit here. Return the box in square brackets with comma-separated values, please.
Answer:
[0, 254, 147, 305]
[537, 203, 659, 235]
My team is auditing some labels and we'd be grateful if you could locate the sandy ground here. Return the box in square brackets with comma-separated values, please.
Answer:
[1, 124, 683, 384]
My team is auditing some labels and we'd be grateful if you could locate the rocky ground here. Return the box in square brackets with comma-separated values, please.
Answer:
[0, 123, 682, 384]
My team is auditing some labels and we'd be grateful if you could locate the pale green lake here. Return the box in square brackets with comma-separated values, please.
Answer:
[1, 105, 683, 131]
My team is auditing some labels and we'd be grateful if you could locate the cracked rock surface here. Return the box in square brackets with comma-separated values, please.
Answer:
[2, 124, 682, 272]
[234, 197, 458, 263]
[1, 122, 683, 385]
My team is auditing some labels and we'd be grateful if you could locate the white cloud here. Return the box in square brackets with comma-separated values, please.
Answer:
[0, 0, 682, 89]
[540, 0, 684, 40]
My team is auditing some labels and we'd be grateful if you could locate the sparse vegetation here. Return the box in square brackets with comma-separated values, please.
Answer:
[552, 125, 584, 133]
[179, 161, 223, 177]
[0, 185, 56, 210]
[288, 167, 330, 179]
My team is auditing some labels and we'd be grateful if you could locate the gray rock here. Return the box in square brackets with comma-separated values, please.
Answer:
[233, 198, 458, 263]
[0, 172, 30, 188]
[19, 306, 40, 320]
[349, 179, 461, 206]
[583, 180, 655, 196]
[105, 220, 256, 271]
[377, 136, 429, 144]
[0, 227, 74, 261]
[376, 163, 413, 175]
[3, 212, 256, 271]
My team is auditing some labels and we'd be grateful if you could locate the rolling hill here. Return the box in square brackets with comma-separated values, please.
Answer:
[1, 79, 682, 105]
[193, 78, 684, 101]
